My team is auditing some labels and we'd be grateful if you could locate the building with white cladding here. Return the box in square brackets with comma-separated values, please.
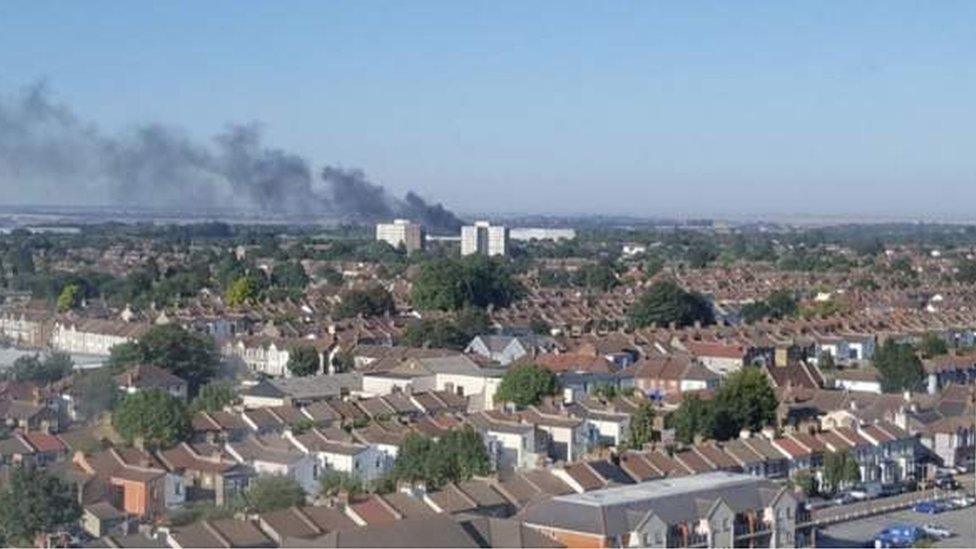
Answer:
[461, 221, 509, 257]
[375, 219, 424, 252]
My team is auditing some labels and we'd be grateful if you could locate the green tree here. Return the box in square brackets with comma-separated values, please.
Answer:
[709, 366, 778, 440]
[741, 290, 798, 324]
[191, 381, 239, 413]
[335, 285, 395, 318]
[113, 389, 191, 448]
[402, 318, 467, 349]
[956, 260, 976, 284]
[319, 471, 363, 498]
[115, 324, 219, 391]
[401, 308, 489, 350]
[411, 256, 522, 311]
[106, 341, 143, 373]
[7, 352, 73, 383]
[671, 394, 713, 445]
[286, 345, 321, 377]
[529, 317, 551, 336]
[392, 427, 491, 489]
[918, 333, 949, 358]
[315, 265, 344, 286]
[573, 261, 619, 292]
[873, 340, 925, 393]
[431, 427, 491, 486]
[0, 467, 81, 546]
[246, 475, 306, 512]
[627, 401, 656, 450]
[685, 242, 718, 269]
[226, 275, 262, 306]
[494, 363, 558, 407]
[72, 368, 120, 420]
[271, 261, 309, 290]
[56, 283, 83, 312]
[822, 451, 861, 495]
[394, 434, 435, 484]
[793, 470, 818, 497]
[628, 280, 714, 328]
[643, 256, 665, 277]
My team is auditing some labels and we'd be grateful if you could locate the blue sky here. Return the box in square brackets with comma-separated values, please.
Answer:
[1, 1, 974, 218]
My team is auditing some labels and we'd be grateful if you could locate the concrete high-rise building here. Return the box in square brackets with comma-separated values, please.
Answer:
[461, 221, 508, 257]
[375, 219, 424, 252]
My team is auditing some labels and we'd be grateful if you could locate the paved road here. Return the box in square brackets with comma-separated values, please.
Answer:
[817, 505, 976, 548]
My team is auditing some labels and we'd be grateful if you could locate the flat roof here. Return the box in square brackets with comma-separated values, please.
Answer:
[553, 471, 759, 507]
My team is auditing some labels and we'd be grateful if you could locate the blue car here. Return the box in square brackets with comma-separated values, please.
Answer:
[913, 501, 945, 514]
[873, 524, 923, 548]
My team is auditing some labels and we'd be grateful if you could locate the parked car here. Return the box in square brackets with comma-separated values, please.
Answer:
[933, 476, 958, 490]
[880, 484, 908, 497]
[921, 523, 952, 539]
[949, 495, 974, 508]
[850, 482, 882, 501]
[833, 492, 857, 505]
[804, 498, 835, 511]
[873, 524, 923, 548]
[913, 501, 946, 514]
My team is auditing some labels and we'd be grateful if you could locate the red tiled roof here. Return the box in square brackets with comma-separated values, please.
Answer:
[772, 437, 810, 459]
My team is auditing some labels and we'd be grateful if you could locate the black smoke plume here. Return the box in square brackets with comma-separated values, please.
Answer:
[0, 82, 462, 231]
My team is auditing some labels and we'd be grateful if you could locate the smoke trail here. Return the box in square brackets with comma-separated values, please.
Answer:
[0, 82, 462, 230]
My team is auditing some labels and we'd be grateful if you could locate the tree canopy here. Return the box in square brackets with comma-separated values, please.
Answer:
[628, 280, 714, 328]
[0, 467, 81, 546]
[5, 352, 73, 384]
[822, 451, 861, 494]
[113, 389, 191, 448]
[873, 340, 925, 393]
[494, 363, 558, 407]
[709, 366, 778, 440]
[246, 475, 306, 512]
[411, 256, 522, 311]
[668, 366, 777, 443]
[392, 427, 491, 489]
[670, 393, 713, 445]
[627, 401, 656, 450]
[190, 381, 239, 413]
[335, 285, 395, 318]
[401, 308, 490, 350]
[286, 345, 321, 377]
[918, 333, 949, 358]
[108, 324, 219, 392]
[740, 289, 798, 323]
[56, 282, 83, 312]
[225, 274, 264, 306]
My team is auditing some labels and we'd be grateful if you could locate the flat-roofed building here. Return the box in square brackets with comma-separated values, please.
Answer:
[517, 471, 804, 548]
[375, 219, 424, 252]
[461, 221, 508, 257]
